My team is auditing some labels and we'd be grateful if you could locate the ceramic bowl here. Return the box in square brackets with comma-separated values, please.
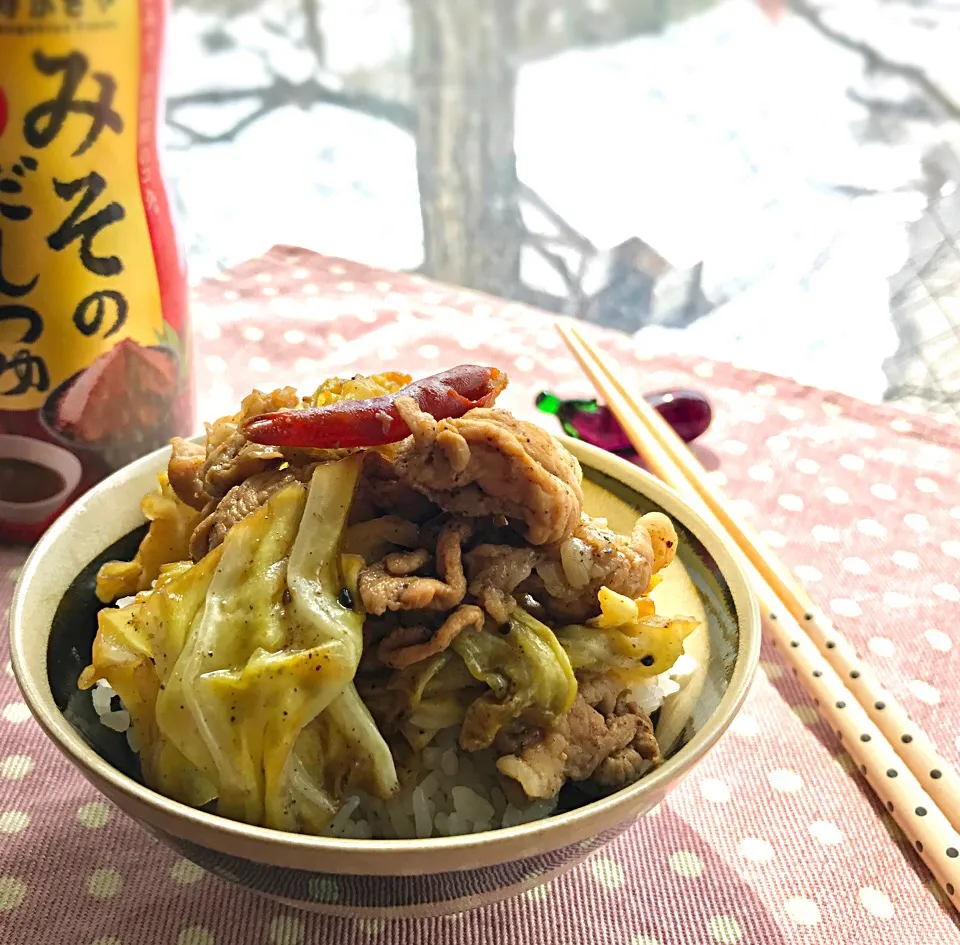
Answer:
[10, 436, 759, 919]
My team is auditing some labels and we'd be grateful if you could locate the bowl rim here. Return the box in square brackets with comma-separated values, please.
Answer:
[10, 434, 760, 873]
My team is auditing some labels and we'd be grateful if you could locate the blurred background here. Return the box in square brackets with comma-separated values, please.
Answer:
[162, 0, 960, 417]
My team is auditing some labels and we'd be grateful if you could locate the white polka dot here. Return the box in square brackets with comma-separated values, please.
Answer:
[767, 769, 803, 793]
[328, 264, 346, 276]
[890, 417, 912, 433]
[842, 557, 870, 575]
[199, 322, 221, 341]
[748, 464, 774, 482]
[891, 550, 919, 569]
[731, 498, 756, 518]
[941, 541, 960, 559]
[77, 801, 111, 828]
[706, 914, 743, 944]
[692, 362, 714, 379]
[668, 851, 704, 878]
[472, 303, 493, 317]
[785, 897, 821, 925]
[308, 877, 340, 902]
[881, 446, 905, 463]
[261, 285, 278, 297]
[87, 869, 122, 900]
[759, 660, 783, 680]
[721, 440, 748, 456]
[794, 564, 823, 583]
[904, 512, 929, 532]
[778, 494, 803, 512]
[241, 325, 264, 342]
[1, 756, 32, 780]
[808, 820, 844, 845]
[269, 916, 305, 945]
[812, 525, 840, 543]
[755, 383, 777, 397]
[177, 928, 215, 945]
[951, 507, 960, 519]
[822, 402, 842, 418]
[869, 483, 897, 501]
[738, 837, 773, 862]
[730, 713, 758, 736]
[909, 680, 940, 705]
[524, 884, 549, 903]
[1, 703, 30, 724]
[858, 886, 894, 919]
[839, 453, 865, 471]
[253, 271, 272, 283]
[417, 344, 441, 359]
[327, 332, 346, 348]
[795, 458, 819, 474]
[924, 628, 952, 652]
[915, 476, 938, 494]
[882, 591, 913, 609]
[0, 812, 28, 834]
[336, 281, 356, 293]
[868, 637, 896, 658]
[933, 583, 960, 602]
[283, 329, 306, 345]
[3, 661, 12, 678]
[291, 267, 310, 280]
[301, 283, 319, 295]
[203, 355, 227, 374]
[792, 705, 820, 726]
[699, 778, 730, 803]
[857, 519, 887, 539]
[248, 356, 271, 372]
[824, 486, 850, 504]
[780, 405, 805, 422]
[223, 289, 239, 301]
[708, 470, 728, 487]
[830, 598, 862, 617]
[513, 355, 536, 372]
[0, 876, 26, 911]
[631, 936, 662, 945]
[357, 309, 378, 324]
[170, 858, 206, 885]
[760, 530, 787, 549]
[766, 434, 791, 453]
[590, 856, 624, 889]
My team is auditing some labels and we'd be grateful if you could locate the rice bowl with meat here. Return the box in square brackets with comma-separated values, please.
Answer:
[79, 366, 701, 841]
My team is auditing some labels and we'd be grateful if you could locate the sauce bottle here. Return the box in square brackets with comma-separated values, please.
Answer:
[0, 0, 193, 542]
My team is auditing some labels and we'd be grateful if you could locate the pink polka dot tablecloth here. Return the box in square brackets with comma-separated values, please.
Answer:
[3, 245, 960, 944]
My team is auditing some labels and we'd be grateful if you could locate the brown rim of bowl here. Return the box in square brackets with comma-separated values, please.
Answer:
[10, 435, 760, 869]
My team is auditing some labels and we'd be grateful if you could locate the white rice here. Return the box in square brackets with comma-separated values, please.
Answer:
[91, 597, 697, 839]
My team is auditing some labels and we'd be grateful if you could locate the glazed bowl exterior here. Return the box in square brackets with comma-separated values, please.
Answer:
[10, 435, 759, 919]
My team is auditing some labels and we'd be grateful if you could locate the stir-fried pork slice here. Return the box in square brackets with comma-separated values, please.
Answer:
[495, 674, 660, 799]
[202, 387, 298, 500]
[358, 518, 472, 615]
[391, 401, 583, 546]
[464, 544, 541, 624]
[379, 604, 485, 669]
[526, 512, 678, 623]
[168, 438, 209, 510]
[188, 464, 316, 560]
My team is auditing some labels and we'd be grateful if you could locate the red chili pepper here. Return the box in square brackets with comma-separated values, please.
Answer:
[242, 365, 508, 448]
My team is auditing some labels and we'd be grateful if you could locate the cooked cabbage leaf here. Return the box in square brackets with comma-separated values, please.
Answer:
[95, 472, 203, 603]
[307, 372, 411, 408]
[453, 606, 577, 751]
[83, 455, 398, 833]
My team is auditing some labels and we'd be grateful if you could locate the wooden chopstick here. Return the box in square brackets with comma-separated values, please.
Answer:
[557, 321, 960, 906]
[559, 323, 960, 834]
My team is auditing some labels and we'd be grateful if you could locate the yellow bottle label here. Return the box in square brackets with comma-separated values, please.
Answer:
[0, 0, 164, 411]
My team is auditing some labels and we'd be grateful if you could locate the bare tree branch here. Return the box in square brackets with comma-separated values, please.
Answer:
[790, 0, 960, 121]
[165, 76, 415, 145]
[301, 0, 325, 67]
